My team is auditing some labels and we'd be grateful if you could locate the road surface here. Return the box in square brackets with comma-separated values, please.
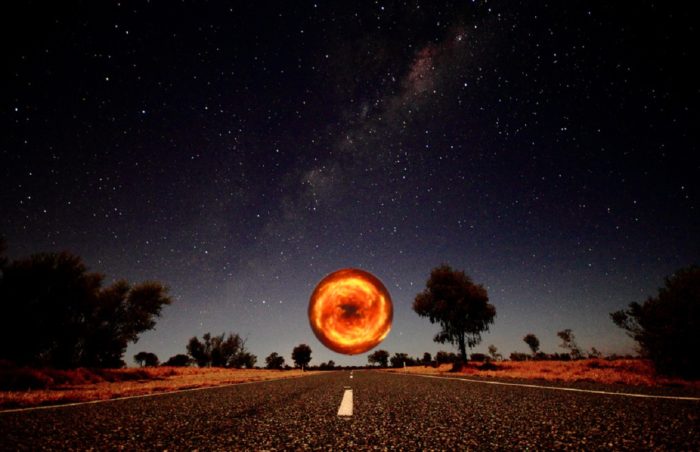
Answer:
[1, 371, 698, 450]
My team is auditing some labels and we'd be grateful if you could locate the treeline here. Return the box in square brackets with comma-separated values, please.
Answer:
[2, 240, 697, 378]
[138, 339, 317, 371]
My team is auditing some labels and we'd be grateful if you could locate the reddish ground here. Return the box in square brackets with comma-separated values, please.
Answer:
[0, 367, 317, 410]
[384, 359, 699, 388]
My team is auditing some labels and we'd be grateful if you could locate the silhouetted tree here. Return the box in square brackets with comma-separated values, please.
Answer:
[509, 352, 529, 361]
[470, 353, 488, 362]
[413, 265, 496, 362]
[319, 360, 336, 370]
[422, 352, 432, 366]
[390, 352, 409, 368]
[367, 349, 389, 367]
[523, 333, 540, 355]
[435, 350, 457, 364]
[291, 344, 312, 369]
[488, 344, 502, 361]
[557, 329, 583, 360]
[588, 347, 602, 359]
[186, 332, 250, 368]
[237, 352, 257, 369]
[611, 266, 700, 378]
[163, 354, 192, 367]
[187, 334, 209, 367]
[0, 251, 171, 368]
[265, 352, 285, 369]
[134, 351, 159, 367]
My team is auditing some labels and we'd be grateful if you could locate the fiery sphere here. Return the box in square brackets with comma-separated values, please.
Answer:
[308, 268, 393, 355]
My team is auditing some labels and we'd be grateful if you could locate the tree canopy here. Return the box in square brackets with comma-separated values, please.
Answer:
[291, 344, 312, 368]
[134, 351, 160, 367]
[390, 352, 409, 368]
[265, 352, 285, 369]
[557, 329, 582, 360]
[0, 251, 171, 368]
[523, 334, 540, 355]
[163, 354, 192, 367]
[186, 332, 254, 368]
[611, 266, 700, 378]
[413, 265, 496, 361]
[367, 349, 389, 367]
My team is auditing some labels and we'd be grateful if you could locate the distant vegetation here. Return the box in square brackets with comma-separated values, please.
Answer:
[557, 329, 583, 360]
[134, 352, 160, 367]
[0, 243, 171, 368]
[265, 352, 285, 370]
[611, 266, 699, 378]
[367, 349, 389, 367]
[186, 332, 256, 368]
[523, 334, 540, 356]
[413, 265, 496, 365]
[291, 344, 312, 369]
[162, 354, 191, 367]
[2, 238, 696, 381]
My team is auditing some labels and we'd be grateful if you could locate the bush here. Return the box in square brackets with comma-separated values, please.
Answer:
[470, 353, 488, 362]
[479, 361, 499, 371]
[611, 266, 700, 378]
[509, 352, 529, 361]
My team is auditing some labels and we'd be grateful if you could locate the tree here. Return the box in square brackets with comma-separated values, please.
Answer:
[163, 354, 192, 367]
[134, 351, 159, 367]
[367, 349, 389, 367]
[488, 344, 502, 361]
[237, 352, 257, 369]
[435, 350, 457, 365]
[390, 352, 409, 368]
[186, 332, 250, 368]
[291, 344, 312, 369]
[0, 251, 171, 368]
[557, 329, 583, 360]
[523, 334, 540, 355]
[413, 265, 496, 362]
[611, 266, 700, 378]
[588, 347, 602, 359]
[319, 360, 336, 370]
[509, 352, 529, 361]
[187, 334, 209, 367]
[265, 352, 285, 370]
[422, 352, 432, 366]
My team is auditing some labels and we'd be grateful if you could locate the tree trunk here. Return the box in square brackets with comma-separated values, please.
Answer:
[458, 333, 468, 362]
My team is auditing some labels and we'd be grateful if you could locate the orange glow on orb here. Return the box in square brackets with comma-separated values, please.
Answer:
[308, 268, 393, 355]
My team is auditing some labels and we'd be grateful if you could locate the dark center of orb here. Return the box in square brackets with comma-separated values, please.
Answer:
[339, 303, 362, 319]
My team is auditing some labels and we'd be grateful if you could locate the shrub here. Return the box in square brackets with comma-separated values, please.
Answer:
[470, 353, 488, 362]
[509, 352, 529, 361]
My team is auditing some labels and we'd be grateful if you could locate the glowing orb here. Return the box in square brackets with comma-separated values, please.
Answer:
[308, 268, 393, 355]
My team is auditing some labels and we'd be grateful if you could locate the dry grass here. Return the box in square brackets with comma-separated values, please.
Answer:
[0, 367, 319, 410]
[383, 359, 699, 388]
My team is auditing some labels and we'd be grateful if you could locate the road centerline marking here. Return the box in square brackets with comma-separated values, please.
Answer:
[337, 387, 353, 416]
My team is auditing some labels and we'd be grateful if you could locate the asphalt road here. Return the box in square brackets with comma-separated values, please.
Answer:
[1, 371, 698, 450]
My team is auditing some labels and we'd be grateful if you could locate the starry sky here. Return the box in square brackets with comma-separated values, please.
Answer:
[2, 1, 698, 366]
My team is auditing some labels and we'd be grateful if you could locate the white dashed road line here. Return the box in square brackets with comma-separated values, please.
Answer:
[337, 386, 353, 416]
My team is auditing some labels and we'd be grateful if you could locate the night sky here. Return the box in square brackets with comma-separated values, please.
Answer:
[3, 1, 698, 366]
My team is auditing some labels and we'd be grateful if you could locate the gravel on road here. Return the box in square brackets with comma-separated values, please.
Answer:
[1, 370, 697, 450]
